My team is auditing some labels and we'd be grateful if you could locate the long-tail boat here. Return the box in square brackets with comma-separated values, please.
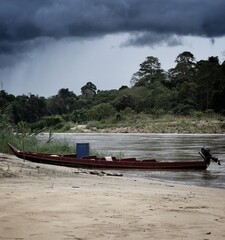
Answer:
[8, 143, 210, 170]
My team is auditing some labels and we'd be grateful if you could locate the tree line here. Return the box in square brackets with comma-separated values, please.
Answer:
[1, 51, 225, 130]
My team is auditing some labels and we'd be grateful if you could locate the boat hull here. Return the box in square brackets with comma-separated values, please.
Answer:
[8, 144, 208, 170]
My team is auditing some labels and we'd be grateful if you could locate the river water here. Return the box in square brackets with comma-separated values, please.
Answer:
[39, 133, 225, 189]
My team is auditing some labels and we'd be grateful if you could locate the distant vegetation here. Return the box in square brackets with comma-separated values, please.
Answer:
[1, 51, 225, 133]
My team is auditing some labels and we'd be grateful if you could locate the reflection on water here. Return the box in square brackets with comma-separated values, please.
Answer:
[39, 133, 225, 189]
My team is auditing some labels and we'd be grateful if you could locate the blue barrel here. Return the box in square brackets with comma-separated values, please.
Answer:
[76, 143, 90, 159]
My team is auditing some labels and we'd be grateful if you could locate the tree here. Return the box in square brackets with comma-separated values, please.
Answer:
[131, 56, 166, 87]
[81, 82, 97, 99]
[164, 51, 198, 113]
[12, 94, 46, 123]
[194, 56, 225, 112]
[0, 90, 15, 108]
[46, 88, 78, 115]
[168, 51, 196, 89]
[134, 82, 172, 113]
[58, 88, 77, 99]
[175, 51, 195, 64]
[172, 82, 197, 115]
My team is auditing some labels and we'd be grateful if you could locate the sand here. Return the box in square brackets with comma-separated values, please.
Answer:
[0, 153, 225, 240]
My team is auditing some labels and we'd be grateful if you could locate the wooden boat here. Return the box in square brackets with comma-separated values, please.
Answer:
[8, 143, 208, 170]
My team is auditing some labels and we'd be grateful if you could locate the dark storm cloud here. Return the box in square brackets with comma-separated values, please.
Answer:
[0, 0, 225, 53]
[122, 32, 183, 47]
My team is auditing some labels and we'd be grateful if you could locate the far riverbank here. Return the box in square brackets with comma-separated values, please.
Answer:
[68, 115, 225, 134]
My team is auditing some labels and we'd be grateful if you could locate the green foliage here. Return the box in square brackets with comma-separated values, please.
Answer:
[71, 109, 91, 123]
[93, 90, 118, 105]
[194, 57, 225, 111]
[0, 107, 38, 153]
[44, 116, 62, 126]
[36, 140, 74, 154]
[0, 106, 15, 152]
[204, 109, 215, 117]
[12, 94, 46, 123]
[112, 87, 146, 112]
[46, 88, 78, 115]
[14, 121, 38, 150]
[121, 107, 136, 116]
[172, 104, 194, 115]
[192, 111, 204, 118]
[0, 107, 74, 154]
[89, 103, 116, 121]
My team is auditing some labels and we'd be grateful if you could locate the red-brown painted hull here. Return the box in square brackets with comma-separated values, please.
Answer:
[8, 144, 208, 170]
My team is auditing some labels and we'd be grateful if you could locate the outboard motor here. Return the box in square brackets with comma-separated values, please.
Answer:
[200, 146, 221, 165]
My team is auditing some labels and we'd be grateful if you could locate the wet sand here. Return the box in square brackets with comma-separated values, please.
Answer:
[0, 153, 225, 240]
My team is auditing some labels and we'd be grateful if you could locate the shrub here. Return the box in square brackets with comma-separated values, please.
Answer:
[192, 111, 204, 118]
[89, 103, 116, 121]
[0, 106, 73, 154]
[172, 104, 194, 115]
[205, 109, 215, 117]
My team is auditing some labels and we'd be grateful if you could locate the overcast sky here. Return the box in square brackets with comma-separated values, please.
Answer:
[0, 0, 225, 97]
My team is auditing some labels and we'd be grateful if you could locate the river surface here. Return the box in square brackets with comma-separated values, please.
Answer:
[39, 133, 225, 189]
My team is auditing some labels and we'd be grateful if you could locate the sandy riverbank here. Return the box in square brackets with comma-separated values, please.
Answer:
[0, 153, 225, 240]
